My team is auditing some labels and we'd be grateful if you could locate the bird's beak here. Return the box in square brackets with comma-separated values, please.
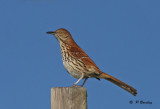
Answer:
[46, 31, 56, 35]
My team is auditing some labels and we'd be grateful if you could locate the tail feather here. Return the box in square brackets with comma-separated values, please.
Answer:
[99, 72, 137, 96]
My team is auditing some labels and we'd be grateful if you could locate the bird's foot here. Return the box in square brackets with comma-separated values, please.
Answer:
[72, 85, 82, 87]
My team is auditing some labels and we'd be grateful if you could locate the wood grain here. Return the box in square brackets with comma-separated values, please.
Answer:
[51, 87, 87, 109]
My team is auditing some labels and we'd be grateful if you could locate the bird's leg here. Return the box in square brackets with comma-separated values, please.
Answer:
[72, 73, 84, 87]
[81, 77, 88, 87]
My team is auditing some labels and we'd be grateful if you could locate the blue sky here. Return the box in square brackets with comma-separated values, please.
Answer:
[0, 0, 160, 109]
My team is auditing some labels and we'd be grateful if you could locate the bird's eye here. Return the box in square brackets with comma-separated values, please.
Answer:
[60, 31, 63, 34]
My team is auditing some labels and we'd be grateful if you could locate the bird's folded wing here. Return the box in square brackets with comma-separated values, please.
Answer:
[69, 46, 101, 73]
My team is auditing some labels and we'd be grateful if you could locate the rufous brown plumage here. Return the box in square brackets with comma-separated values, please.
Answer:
[47, 28, 137, 96]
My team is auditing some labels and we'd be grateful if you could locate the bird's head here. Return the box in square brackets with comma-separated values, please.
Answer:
[47, 28, 73, 43]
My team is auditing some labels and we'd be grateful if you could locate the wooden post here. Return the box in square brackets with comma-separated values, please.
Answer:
[51, 87, 87, 109]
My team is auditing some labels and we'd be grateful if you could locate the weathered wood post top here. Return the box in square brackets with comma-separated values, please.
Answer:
[51, 87, 87, 109]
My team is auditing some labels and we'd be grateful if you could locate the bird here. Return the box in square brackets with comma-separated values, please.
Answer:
[46, 28, 137, 96]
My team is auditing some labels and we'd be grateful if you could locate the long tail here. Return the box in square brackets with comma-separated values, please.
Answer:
[99, 72, 137, 96]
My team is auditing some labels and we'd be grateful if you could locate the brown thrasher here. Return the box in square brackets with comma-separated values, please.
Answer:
[47, 28, 137, 96]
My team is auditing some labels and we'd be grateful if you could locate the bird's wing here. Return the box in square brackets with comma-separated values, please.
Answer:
[69, 45, 101, 73]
